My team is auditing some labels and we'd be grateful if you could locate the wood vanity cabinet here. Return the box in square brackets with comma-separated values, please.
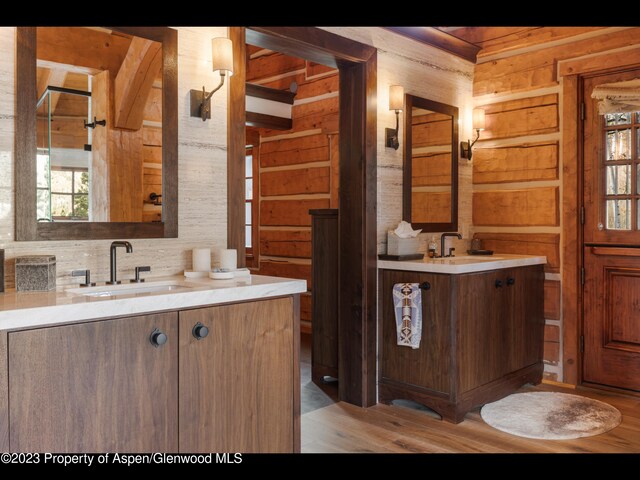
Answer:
[2, 296, 299, 452]
[379, 265, 544, 423]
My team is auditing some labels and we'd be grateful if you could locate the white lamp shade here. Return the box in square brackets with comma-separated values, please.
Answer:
[212, 37, 234, 76]
[472, 108, 486, 130]
[389, 85, 404, 111]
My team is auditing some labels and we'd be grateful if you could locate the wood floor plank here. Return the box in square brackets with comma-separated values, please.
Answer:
[301, 384, 640, 453]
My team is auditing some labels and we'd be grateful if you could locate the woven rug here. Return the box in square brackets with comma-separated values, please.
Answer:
[480, 392, 621, 440]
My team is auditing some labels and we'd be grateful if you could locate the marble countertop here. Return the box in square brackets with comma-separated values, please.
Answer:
[378, 254, 547, 274]
[0, 274, 307, 331]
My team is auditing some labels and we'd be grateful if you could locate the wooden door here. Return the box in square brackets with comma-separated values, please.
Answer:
[179, 297, 296, 453]
[9, 312, 178, 452]
[583, 70, 640, 391]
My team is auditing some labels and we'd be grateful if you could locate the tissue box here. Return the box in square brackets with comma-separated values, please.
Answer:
[15, 255, 56, 292]
[387, 231, 420, 256]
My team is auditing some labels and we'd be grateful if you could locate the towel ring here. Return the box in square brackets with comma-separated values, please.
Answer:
[419, 282, 431, 290]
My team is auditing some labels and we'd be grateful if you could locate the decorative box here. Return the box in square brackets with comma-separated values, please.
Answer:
[387, 231, 420, 256]
[15, 255, 57, 292]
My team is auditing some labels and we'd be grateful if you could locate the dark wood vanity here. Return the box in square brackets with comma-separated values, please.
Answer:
[379, 264, 544, 423]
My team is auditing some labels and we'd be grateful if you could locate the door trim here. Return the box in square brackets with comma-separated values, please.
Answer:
[228, 27, 378, 407]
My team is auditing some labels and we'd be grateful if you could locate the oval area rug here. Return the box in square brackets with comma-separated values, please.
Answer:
[480, 392, 621, 440]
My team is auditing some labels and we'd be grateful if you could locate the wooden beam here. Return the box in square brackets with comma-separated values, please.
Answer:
[114, 37, 163, 130]
[246, 111, 292, 130]
[246, 82, 295, 104]
[228, 27, 247, 266]
[385, 27, 480, 63]
[36, 27, 131, 76]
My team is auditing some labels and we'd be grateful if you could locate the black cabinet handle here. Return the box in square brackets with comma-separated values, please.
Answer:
[419, 282, 431, 291]
[507, 277, 515, 286]
[495, 279, 503, 288]
[150, 328, 168, 347]
[192, 322, 209, 340]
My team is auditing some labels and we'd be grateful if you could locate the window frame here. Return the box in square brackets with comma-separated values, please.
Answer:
[245, 139, 260, 269]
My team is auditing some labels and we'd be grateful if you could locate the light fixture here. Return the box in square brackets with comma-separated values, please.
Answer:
[386, 85, 404, 150]
[190, 37, 234, 121]
[460, 108, 485, 160]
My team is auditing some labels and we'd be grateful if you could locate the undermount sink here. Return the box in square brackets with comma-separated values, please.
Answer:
[427, 255, 506, 262]
[67, 280, 195, 298]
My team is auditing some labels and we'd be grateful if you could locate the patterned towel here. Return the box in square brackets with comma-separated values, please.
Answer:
[392, 283, 422, 349]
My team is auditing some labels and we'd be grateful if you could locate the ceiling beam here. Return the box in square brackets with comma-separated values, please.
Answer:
[385, 27, 480, 63]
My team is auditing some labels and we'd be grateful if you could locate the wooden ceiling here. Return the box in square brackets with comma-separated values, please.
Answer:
[389, 27, 607, 63]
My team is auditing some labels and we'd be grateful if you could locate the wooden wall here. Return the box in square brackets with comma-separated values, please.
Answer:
[467, 26, 640, 382]
[247, 47, 340, 333]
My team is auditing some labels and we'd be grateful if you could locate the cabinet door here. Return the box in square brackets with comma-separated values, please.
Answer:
[457, 270, 510, 392]
[9, 312, 178, 452]
[507, 266, 544, 372]
[179, 297, 295, 453]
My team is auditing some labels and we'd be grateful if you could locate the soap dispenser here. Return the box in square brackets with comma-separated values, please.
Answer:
[428, 236, 437, 258]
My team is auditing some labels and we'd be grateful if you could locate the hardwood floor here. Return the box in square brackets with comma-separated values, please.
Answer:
[300, 333, 338, 414]
[301, 383, 640, 453]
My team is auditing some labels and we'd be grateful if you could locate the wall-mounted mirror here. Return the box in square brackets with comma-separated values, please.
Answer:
[16, 27, 177, 241]
[403, 95, 458, 232]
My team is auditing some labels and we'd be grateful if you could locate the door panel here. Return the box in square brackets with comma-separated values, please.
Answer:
[178, 298, 294, 453]
[584, 247, 640, 391]
[9, 313, 178, 452]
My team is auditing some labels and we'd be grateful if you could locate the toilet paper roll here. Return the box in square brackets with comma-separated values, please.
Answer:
[219, 249, 237, 270]
[193, 248, 211, 272]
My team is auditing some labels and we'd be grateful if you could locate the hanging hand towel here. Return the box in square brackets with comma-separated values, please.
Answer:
[392, 283, 422, 349]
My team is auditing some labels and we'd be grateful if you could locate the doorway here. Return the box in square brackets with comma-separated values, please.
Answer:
[582, 68, 640, 392]
[227, 27, 378, 407]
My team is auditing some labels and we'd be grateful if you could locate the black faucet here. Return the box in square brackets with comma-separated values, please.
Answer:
[440, 232, 462, 258]
[107, 241, 133, 285]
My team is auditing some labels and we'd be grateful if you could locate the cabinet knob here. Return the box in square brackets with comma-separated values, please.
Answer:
[495, 279, 503, 288]
[192, 322, 209, 340]
[150, 328, 168, 347]
[507, 277, 515, 286]
[419, 282, 431, 291]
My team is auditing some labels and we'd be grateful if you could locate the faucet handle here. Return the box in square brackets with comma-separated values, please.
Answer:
[131, 266, 151, 283]
[448, 247, 456, 257]
[72, 269, 96, 287]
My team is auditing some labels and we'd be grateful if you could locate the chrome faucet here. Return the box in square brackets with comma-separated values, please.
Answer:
[440, 232, 462, 258]
[107, 241, 133, 285]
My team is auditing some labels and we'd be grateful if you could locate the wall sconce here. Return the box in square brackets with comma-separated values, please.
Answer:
[460, 108, 485, 160]
[190, 37, 234, 121]
[386, 85, 404, 150]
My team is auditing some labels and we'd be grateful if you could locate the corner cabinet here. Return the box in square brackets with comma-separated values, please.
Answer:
[379, 265, 544, 423]
[2, 296, 299, 453]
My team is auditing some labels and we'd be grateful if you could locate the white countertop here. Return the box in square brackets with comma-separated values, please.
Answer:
[0, 274, 307, 331]
[378, 254, 546, 274]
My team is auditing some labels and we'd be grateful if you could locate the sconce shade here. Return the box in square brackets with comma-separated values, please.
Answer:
[472, 108, 486, 130]
[389, 85, 404, 111]
[212, 37, 234, 76]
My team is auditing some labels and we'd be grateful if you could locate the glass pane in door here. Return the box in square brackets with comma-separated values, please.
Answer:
[606, 165, 631, 194]
[606, 129, 631, 160]
[606, 199, 631, 230]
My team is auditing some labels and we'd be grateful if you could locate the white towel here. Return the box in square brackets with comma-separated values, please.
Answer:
[392, 283, 422, 349]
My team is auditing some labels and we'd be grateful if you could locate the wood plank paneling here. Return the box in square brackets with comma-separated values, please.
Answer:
[412, 118, 452, 148]
[247, 52, 305, 81]
[473, 233, 560, 273]
[480, 95, 558, 140]
[260, 134, 328, 167]
[412, 192, 452, 224]
[143, 145, 162, 164]
[473, 142, 558, 184]
[143, 126, 162, 146]
[261, 199, 329, 227]
[473, 187, 559, 226]
[300, 292, 311, 323]
[0, 332, 7, 452]
[544, 280, 561, 320]
[297, 73, 339, 99]
[306, 61, 336, 78]
[412, 153, 452, 186]
[474, 28, 640, 95]
[544, 341, 560, 364]
[259, 261, 311, 289]
[260, 98, 339, 137]
[260, 229, 311, 258]
[544, 324, 560, 343]
[261, 167, 330, 196]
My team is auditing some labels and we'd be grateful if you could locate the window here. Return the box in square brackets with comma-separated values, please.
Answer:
[245, 148, 254, 251]
[51, 167, 89, 221]
[602, 112, 640, 231]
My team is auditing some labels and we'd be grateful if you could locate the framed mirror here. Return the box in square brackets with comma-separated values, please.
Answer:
[16, 27, 177, 241]
[403, 94, 458, 232]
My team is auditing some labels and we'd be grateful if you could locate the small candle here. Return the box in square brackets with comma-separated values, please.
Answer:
[193, 248, 211, 272]
[219, 249, 237, 270]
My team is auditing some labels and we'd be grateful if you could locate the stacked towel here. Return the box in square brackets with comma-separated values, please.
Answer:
[392, 283, 422, 349]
